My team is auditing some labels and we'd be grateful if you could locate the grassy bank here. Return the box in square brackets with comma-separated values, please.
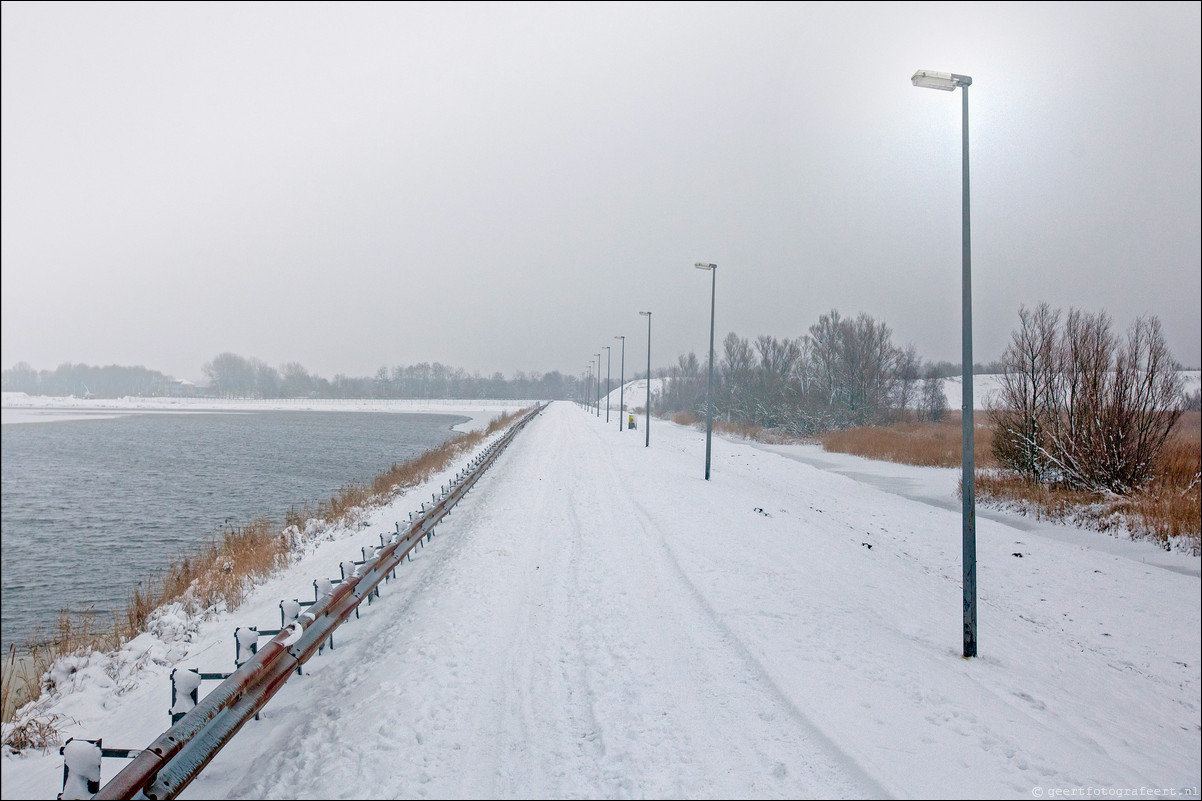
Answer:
[819, 411, 1200, 554]
[1, 408, 527, 729]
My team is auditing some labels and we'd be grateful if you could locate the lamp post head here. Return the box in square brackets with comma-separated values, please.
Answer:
[911, 70, 972, 90]
[694, 262, 717, 270]
[615, 335, 624, 340]
[639, 311, 651, 317]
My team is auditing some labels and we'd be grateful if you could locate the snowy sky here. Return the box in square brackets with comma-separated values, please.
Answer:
[2, 1, 1199, 381]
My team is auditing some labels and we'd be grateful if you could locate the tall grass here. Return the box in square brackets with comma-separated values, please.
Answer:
[1, 408, 528, 728]
[819, 412, 997, 468]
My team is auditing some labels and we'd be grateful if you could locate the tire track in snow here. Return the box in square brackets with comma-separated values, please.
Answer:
[564, 408, 884, 798]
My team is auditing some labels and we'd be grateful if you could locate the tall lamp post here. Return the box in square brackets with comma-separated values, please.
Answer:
[603, 346, 612, 422]
[615, 335, 626, 430]
[694, 262, 717, 480]
[639, 311, 652, 446]
[912, 68, 976, 658]
[595, 354, 601, 416]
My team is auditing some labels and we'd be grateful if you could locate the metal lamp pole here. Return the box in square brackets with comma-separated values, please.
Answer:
[595, 354, 601, 416]
[639, 311, 651, 447]
[603, 346, 611, 422]
[695, 263, 717, 480]
[615, 335, 625, 430]
[912, 68, 976, 658]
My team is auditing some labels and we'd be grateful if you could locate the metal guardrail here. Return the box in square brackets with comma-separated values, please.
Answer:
[89, 404, 542, 800]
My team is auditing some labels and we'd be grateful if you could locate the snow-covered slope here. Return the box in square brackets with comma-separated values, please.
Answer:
[2, 402, 1198, 799]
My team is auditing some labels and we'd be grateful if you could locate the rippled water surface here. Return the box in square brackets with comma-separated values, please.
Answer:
[1, 410, 466, 652]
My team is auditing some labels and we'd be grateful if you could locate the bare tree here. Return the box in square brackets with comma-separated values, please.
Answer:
[203, 352, 257, 397]
[991, 303, 1060, 482]
[838, 312, 899, 426]
[893, 344, 921, 417]
[721, 332, 755, 421]
[918, 368, 948, 423]
[280, 362, 314, 397]
[1093, 315, 1183, 491]
[805, 309, 843, 414]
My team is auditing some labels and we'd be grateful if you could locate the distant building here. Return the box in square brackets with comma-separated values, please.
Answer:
[167, 378, 198, 397]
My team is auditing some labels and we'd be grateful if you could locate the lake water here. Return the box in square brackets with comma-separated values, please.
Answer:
[0, 409, 467, 653]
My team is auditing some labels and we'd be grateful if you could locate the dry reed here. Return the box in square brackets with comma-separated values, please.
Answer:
[818, 412, 997, 468]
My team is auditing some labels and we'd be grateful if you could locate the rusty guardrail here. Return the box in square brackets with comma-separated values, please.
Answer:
[90, 404, 542, 800]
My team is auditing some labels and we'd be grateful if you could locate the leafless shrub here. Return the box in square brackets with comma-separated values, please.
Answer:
[992, 306, 1184, 494]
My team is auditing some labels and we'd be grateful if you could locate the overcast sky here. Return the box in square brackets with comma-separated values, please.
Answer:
[3, 1, 1199, 382]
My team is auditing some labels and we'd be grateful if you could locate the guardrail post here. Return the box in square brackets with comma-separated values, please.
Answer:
[234, 626, 258, 668]
[59, 738, 102, 800]
[280, 599, 301, 627]
[169, 668, 203, 725]
[340, 561, 362, 617]
[314, 579, 335, 652]
[280, 600, 304, 674]
[360, 546, 385, 592]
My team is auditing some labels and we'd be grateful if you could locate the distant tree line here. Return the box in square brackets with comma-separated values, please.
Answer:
[1, 362, 175, 398]
[657, 309, 948, 436]
[2, 354, 583, 400]
[200, 353, 579, 400]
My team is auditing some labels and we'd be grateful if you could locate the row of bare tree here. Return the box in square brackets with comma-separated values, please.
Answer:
[659, 309, 949, 435]
[990, 304, 1184, 494]
[201, 352, 579, 400]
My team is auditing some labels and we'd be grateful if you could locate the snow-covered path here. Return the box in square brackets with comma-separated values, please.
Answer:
[177, 401, 1196, 799]
[185, 402, 878, 798]
[3, 401, 1198, 799]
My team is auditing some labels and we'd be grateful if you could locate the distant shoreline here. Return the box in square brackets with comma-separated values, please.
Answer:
[0, 394, 534, 433]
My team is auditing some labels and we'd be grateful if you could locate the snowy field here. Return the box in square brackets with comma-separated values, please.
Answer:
[2, 401, 1198, 799]
[595, 373, 1201, 413]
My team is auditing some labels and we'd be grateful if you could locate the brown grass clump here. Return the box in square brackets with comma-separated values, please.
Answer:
[975, 472, 1114, 524]
[819, 412, 997, 469]
[1113, 414, 1200, 550]
[124, 516, 292, 637]
[1, 407, 530, 726]
[1, 643, 75, 750]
